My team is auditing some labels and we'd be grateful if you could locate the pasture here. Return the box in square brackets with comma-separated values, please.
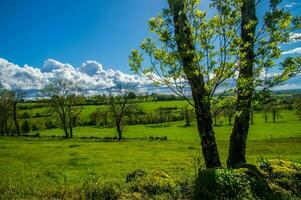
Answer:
[0, 107, 300, 198]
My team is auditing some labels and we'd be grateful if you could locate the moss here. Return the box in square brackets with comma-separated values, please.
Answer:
[126, 170, 180, 199]
[193, 161, 301, 200]
[259, 159, 301, 197]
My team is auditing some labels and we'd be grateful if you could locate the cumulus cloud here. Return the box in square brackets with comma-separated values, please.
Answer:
[282, 47, 301, 55]
[1, 58, 301, 97]
[0, 58, 152, 96]
[78, 61, 103, 76]
[289, 33, 301, 43]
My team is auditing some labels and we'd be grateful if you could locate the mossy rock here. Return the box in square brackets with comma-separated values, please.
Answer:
[194, 165, 281, 200]
[259, 160, 301, 197]
[126, 170, 179, 199]
[193, 160, 301, 200]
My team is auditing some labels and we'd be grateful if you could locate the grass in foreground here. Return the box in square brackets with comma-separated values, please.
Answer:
[0, 110, 300, 199]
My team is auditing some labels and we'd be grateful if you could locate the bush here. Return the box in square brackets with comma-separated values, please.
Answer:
[32, 123, 39, 131]
[83, 181, 120, 200]
[126, 170, 180, 199]
[21, 112, 30, 119]
[21, 120, 30, 133]
[45, 121, 56, 129]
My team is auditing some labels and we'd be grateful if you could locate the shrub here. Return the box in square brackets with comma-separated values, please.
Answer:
[126, 170, 180, 199]
[193, 160, 301, 200]
[22, 112, 30, 119]
[83, 181, 120, 200]
[21, 120, 30, 133]
[32, 123, 39, 131]
[45, 121, 56, 129]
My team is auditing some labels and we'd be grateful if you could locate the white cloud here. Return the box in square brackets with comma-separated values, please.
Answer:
[285, 2, 296, 8]
[0, 58, 152, 96]
[42, 58, 73, 73]
[282, 47, 301, 55]
[1, 58, 301, 96]
[289, 33, 301, 43]
[78, 61, 103, 76]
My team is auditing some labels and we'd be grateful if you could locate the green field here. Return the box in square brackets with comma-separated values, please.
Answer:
[1, 107, 301, 198]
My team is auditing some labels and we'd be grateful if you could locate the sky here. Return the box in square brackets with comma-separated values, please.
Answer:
[0, 0, 167, 72]
[0, 0, 300, 95]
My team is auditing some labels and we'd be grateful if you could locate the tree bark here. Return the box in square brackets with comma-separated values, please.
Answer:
[116, 121, 122, 140]
[168, 0, 221, 168]
[69, 123, 73, 138]
[62, 119, 69, 138]
[227, 0, 257, 168]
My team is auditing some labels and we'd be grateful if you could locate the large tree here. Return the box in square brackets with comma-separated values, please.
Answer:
[227, 0, 301, 167]
[227, 0, 257, 167]
[130, 0, 242, 168]
[130, 0, 300, 168]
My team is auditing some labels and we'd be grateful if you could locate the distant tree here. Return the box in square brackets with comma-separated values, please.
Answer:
[22, 112, 30, 119]
[294, 95, 301, 120]
[109, 84, 137, 140]
[181, 106, 193, 127]
[262, 98, 281, 123]
[0, 91, 13, 136]
[89, 108, 102, 126]
[11, 90, 25, 136]
[43, 78, 82, 138]
[21, 120, 30, 134]
[128, 91, 137, 100]
[223, 99, 236, 126]
[32, 123, 39, 131]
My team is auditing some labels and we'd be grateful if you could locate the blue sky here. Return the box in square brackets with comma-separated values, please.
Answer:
[0, 0, 300, 94]
[0, 0, 167, 72]
[0, 0, 300, 72]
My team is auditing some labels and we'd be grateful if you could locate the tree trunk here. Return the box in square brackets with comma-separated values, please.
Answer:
[272, 110, 276, 122]
[168, 0, 221, 168]
[62, 121, 69, 138]
[69, 114, 73, 138]
[227, 0, 257, 168]
[13, 102, 20, 136]
[264, 111, 268, 123]
[69, 124, 73, 138]
[116, 121, 122, 140]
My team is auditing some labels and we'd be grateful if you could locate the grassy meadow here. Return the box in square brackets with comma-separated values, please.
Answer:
[0, 100, 301, 199]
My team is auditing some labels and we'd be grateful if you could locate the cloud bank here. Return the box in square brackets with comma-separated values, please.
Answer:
[0, 58, 153, 96]
[0, 58, 301, 98]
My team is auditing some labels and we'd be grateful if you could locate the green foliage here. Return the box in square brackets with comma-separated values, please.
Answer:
[129, 0, 241, 107]
[194, 160, 301, 200]
[21, 120, 30, 134]
[83, 181, 120, 200]
[126, 170, 180, 199]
